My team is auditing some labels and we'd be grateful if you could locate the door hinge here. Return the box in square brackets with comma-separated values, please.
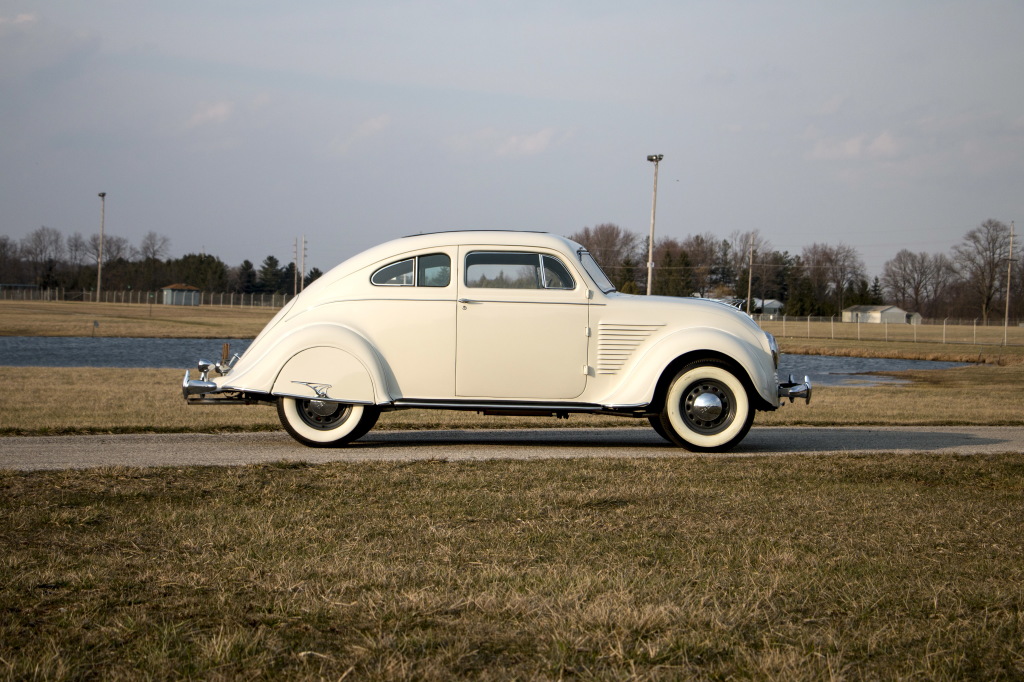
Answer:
[583, 365, 591, 375]
[585, 326, 591, 337]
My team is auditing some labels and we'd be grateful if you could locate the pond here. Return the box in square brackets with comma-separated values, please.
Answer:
[0, 337, 252, 370]
[777, 354, 966, 386]
[0, 336, 967, 385]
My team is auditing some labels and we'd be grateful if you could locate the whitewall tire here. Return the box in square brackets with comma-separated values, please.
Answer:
[277, 396, 379, 447]
[657, 361, 754, 452]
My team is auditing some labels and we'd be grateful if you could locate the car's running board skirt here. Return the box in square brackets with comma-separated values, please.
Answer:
[387, 399, 641, 418]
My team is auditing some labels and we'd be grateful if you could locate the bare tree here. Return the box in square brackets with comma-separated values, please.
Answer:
[882, 250, 957, 317]
[953, 219, 1013, 323]
[20, 226, 65, 285]
[882, 250, 927, 311]
[729, 230, 774, 308]
[925, 253, 957, 318]
[568, 224, 641, 291]
[66, 232, 87, 269]
[680, 232, 719, 297]
[139, 231, 171, 261]
[87, 233, 136, 264]
[0, 235, 21, 282]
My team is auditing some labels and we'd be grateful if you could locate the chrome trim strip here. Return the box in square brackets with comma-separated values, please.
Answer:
[390, 399, 607, 412]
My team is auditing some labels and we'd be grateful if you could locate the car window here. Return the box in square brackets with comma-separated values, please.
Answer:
[371, 253, 451, 287]
[417, 253, 451, 287]
[578, 249, 615, 293]
[542, 255, 574, 289]
[371, 258, 414, 286]
[465, 252, 575, 290]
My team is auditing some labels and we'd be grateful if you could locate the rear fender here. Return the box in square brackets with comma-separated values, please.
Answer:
[218, 323, 390, 403]
[272, 346, 375, 403]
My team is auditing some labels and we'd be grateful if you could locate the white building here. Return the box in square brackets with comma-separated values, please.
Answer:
[842, 305, 920, 324]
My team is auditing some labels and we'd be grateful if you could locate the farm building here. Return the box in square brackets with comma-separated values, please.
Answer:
[842, 305, 921, 324]
[161, 283, 201, 306]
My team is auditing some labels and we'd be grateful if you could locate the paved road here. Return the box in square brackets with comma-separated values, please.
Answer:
[2, 426, 1023, 470]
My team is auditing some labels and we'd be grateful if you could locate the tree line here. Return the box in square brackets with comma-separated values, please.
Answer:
[2, 219, 1018, 321]
[568, 219, 1018, 321]
[0, 228, 322, 295]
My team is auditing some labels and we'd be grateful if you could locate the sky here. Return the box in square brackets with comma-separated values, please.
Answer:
[2, 0, 1022, 279]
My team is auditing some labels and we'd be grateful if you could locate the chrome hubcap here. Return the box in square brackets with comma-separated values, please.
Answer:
[691, 392, 723, 421]
[683, 381, 732, 432]
[308, 399, 338, 417]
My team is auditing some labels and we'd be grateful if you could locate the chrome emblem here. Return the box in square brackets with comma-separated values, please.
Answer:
[292, 381, 332, 398]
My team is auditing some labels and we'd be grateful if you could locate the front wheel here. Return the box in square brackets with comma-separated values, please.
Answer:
[657, 361, 754, 452]
[277, 396, 379, 447]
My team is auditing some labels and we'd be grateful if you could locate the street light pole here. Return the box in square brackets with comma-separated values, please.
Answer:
[646, 154, 663, 295]
[96, 192, 106, 303]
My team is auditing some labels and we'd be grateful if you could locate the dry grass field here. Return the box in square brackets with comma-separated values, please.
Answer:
[0, 300, 276, 338]
[1, 362, 1024, 436]
[2, 454, 1022, 679]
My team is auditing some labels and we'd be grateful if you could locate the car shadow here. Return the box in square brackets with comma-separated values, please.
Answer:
[351, 426, 1014, 455]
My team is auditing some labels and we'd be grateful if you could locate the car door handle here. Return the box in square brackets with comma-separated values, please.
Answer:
[457, 298, 480, 304]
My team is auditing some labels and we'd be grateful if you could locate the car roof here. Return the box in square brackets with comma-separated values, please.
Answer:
[301, 230, 586, 296]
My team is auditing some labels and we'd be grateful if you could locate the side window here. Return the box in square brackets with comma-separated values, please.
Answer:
[464, 252, 575, 290]
[371, 259, 414, 286]
[542, 255, 575, 289]
[465, 252, 541, 289]
[417, 253, 451, 287]
[371, 254, 451, 287]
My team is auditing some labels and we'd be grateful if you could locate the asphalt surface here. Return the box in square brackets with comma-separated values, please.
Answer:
[2, 426, 1023, 470]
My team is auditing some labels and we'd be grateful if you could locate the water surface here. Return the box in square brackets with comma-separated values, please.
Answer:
[0, 336, 967, 385]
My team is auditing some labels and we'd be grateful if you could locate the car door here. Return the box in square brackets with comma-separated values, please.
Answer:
[455, 247, 589, 400]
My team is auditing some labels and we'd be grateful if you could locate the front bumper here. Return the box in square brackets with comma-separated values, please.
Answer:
[778, 374, 812, 404]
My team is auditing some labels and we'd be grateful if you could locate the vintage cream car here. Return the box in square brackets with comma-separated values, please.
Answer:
[182, 231, 810, 451]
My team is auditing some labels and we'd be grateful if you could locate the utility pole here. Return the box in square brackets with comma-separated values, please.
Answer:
[645, 154, 663, 295]
[746, 233, 754, 314]
[1005, 220, 1015, 346]
[301, 235, 307, 292]
[96, 192, 106, 302]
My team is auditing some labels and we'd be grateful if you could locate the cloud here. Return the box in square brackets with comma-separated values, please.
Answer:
[329, 114, 392, 155]
[805, 129, 903, 161]
[187, 101, 234, 128]
[816, 95, 846, 116]
[0, 13, 36, 26]
[0, 13, 98, 84]
[446, 127, 558, 158]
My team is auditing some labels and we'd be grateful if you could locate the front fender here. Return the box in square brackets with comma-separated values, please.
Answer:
[217, 323, 391, 404]
[599, 327, 778, 409]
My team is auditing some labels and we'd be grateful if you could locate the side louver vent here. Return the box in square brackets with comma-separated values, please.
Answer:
[596, 323, 665, 375]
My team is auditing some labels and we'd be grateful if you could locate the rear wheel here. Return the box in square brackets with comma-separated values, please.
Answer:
[658, 361, 754, 452]
[277, 396, 379, 447]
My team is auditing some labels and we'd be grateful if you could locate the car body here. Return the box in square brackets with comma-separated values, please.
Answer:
[182, 231, 810, 451]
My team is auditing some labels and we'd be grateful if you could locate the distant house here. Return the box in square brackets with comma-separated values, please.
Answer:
[754, 298, 784, 318]
[161, 283, 201, 306]
[842, 305, 920, 325]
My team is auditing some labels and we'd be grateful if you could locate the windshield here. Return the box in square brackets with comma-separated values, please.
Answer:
[578, 249, 616, 293]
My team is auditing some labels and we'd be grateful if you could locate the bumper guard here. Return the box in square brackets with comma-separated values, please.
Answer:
[779, 374, 812, 404]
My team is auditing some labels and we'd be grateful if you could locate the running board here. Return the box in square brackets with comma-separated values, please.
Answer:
[387, 399, 646, 417]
